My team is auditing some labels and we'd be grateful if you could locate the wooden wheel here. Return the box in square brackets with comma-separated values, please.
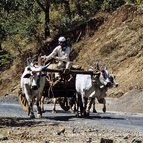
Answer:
[58, 97, 70, 111]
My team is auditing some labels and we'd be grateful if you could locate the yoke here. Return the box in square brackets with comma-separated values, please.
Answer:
[42, 68, 99, 76]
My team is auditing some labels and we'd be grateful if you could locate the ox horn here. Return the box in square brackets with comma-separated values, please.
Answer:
[96, 61, 100, 71]
[27, 58, 33, 67]
[41, 62, 51, 70]
[30, 65, 49, 73]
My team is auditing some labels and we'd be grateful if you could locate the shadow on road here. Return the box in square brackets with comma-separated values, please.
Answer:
[86, 115, 125, 120]
[0, 112, 125, 127]
[44, 109, 68, 114]
[0, 117, 58, 127]
[42, 112, 125, 122]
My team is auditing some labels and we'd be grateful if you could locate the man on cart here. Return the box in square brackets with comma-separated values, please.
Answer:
[41, 36, 71, 80]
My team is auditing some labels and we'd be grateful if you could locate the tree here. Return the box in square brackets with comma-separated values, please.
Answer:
[62, 0, 71, 18]
[35, 0, 50, 39]
[75, 1, 83, 16]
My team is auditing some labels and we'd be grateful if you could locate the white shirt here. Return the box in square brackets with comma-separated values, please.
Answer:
[45, 45, 70, 67]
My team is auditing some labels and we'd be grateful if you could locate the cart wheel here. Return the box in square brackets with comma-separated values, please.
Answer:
[58, 97, 70, 111]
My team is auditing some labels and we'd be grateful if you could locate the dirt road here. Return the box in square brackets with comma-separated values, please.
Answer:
[0, 94, 143, 143]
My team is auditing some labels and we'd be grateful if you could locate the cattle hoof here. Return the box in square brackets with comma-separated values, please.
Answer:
[41, 109, 45, 113]
[70, 109, 75, 114]
[93, 109, 97, 113]
[52, 110, 56, 113]
[83, 112, 88, 117]
[37, 114, 42, 118]
[85, 112, 89, 117]
[75, 113, 79, 117]
[42, 110, 45, 113]
[103, 108, 106, 113]
[30, 114, 35, 119]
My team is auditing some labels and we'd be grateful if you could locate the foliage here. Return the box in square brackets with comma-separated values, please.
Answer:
[0, 24, 6, 43]
[134, 0, 142, 4]
[0, 48, 12, 69]
[0, 0, 142, 55]
[124, 0, 142, 4]
[101, 0, 125, 11]
[0, 0, 39, 44]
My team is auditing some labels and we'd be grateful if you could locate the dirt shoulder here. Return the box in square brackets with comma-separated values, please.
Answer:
[108, 89, 143, 114]
[0, 116, 143, 143]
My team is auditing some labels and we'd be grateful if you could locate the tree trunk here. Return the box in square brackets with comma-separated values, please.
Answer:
[75, 1, 83, 16]
[44, 0, 50, 39]
[0, 43, 2, 50]
[35, 0, 50, 39]
[63, 0, 71, 18]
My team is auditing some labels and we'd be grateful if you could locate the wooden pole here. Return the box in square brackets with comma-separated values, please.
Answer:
[42, 68, 99, 76]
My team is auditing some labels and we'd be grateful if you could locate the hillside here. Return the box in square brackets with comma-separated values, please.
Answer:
[73, 4, 143, 97]
[0, 4, 143, 98]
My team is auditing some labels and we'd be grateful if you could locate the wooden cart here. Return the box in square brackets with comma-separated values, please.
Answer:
[42, 68, 97, 111]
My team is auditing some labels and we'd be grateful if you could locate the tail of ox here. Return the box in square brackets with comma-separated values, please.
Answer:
[18, 89, 28, 112]
[19, 62, 48, 118]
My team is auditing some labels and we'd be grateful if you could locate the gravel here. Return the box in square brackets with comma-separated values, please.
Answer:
[0, 95, 19, 104]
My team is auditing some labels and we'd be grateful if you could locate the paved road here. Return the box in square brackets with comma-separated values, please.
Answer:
[0, 102, 143, 134]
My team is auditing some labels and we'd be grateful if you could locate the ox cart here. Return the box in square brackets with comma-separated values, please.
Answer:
[18, 59, 118, 118]
[42, 68, 97, 111]
[18, 66, 98, 113]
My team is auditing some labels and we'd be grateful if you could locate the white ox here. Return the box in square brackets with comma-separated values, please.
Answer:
[91, 72, 118, 113]
[75, 67, 114, 117]
[20, 63, 47, 118]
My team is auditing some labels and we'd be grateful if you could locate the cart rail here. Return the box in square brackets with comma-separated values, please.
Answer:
[43, 68, 99, 75]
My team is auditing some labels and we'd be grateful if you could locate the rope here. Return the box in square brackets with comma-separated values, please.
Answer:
[46, 74, 61, 98]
